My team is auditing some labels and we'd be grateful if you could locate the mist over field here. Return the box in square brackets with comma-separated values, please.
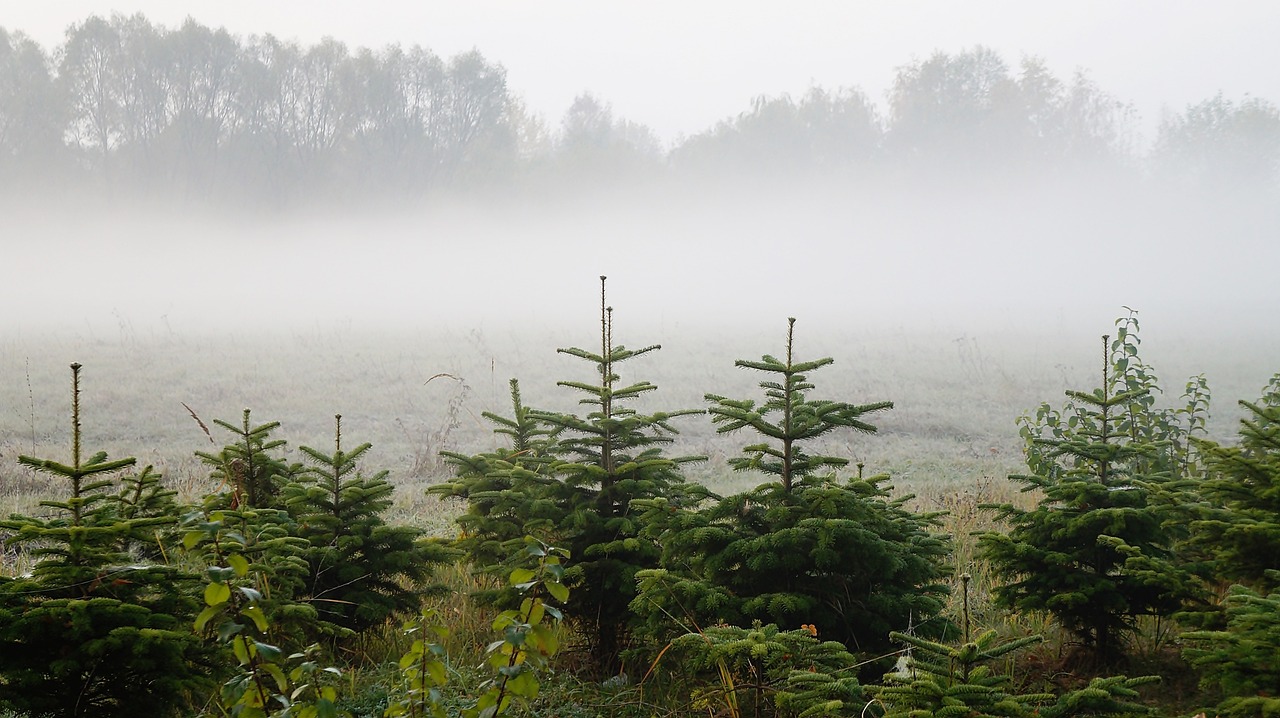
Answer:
[2, 171, 1274, 341]
[6, 11, 1280, 715]
[2, 8, 1279, 485]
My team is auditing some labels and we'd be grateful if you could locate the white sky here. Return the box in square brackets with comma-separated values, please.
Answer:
[4, 1, 1278, 145]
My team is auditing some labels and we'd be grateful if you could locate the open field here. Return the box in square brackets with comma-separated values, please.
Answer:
[3, 319, 1274, 518]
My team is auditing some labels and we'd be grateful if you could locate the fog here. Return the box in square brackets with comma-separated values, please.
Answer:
[3, 172, 1274, 349]
[2, 7, 1278, 425]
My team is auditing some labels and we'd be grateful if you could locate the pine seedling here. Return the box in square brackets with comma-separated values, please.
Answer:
[114, 464, 182, 560]
[1188, 375, 1280, 591]
[525, 276, 703, 672]
[874, 575, 1054, 718]
[978, 335, 1197, 667]
[196, 409, 296, 510]
[433, 378, 561, 585]
[664, 621, 864, 718]
[634, 318, 949, 664]
[0, 363, 212, 718]
[284, 415, 456, 640]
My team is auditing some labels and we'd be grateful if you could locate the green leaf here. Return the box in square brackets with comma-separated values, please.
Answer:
[194, 605, 221, 632]
[232, 635, 251, 665]
[205, 581, 231, 607]
[546, 580, 569, 603]
[241, 605, 269, 633]
[507, 669, 540, 698]
[263, 663, 289, 694]
[254, 641, 283, 662]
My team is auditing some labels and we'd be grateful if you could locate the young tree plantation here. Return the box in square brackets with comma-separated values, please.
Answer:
[3, 11, 1280, 718]
[1, 295, 1278, 718]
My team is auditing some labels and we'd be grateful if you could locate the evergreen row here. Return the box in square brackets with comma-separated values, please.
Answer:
[2, 290, 1279, 717]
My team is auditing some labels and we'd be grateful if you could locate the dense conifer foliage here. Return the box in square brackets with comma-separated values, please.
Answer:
[633, 318, 951, 665]
[530, 279, 704, 671]
[284, 415, 456, 639]
[6, 308, 1280, 716]
[978, 326, 1204, 667]
[436, 278, 702, 673]
[1189, 376, 1280, 591]
[433, 378, 561, 591]
[0, 365, 212, 717]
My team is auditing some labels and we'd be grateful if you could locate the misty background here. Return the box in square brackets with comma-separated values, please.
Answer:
[0, 11, 1276, 360]
[1, 8, 1278, 484]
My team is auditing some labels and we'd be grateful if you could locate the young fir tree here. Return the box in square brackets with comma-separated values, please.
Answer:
[0, 364, 213, 718]
[188, 409, 315, 650]
[633, 318, 951, 665]
[196, 409, 297, 511]
[525, 276, 702, 672]
[873, 574, 1055, 718]
[1182, 579, 1280, 718]
[283, 414, 456, 640]
[1187, 374, 1280, 592]
[432, 378, 561, 588]
[665, 622, 864, 718]
[978, 335, 1196, 667]
[875, 575, 1162, 718]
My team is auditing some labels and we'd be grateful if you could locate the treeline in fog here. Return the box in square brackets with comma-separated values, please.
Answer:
[1, 14, 1278, 207]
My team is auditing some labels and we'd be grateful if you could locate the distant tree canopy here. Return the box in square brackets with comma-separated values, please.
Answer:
[1, 15, 1277, 205]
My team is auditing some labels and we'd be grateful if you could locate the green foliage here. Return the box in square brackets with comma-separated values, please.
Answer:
[0, 363, 212, 718]
[183, 501, 317, 650]
[704, 318, 892, 493]
[1188, 375, 1280, 591]
[661, 621, 863, 718]
[875, 630, 1053, 718]
[284, 415, 457, 640]
[634, 318, 950, 664]
[466, 538, 571, 718]
[873, 575, 1054, 718]
[184, 511, 347, 717]
[1041, 675, 1160, 718]
[440, 277, 702, 673]
[1183, 581, 1280, 718]
[383, 610, 451, 718]
[197, 409, 298, 510]
[189, 412, 326, 649]
[432, 379, 561, 588]
[978, 326, 1203, 666]
[380, 537, 570, 718]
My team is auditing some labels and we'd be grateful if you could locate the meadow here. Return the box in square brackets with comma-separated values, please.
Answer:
[3, 316, 1272, 537]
